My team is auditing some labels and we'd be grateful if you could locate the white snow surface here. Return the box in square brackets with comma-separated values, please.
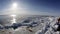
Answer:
[0, 15, 59, 34]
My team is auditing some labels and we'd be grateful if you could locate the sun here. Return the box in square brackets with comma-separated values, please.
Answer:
[12, 3, 18, 9]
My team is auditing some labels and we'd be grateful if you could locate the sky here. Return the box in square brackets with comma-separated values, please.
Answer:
[0, 0, 60, 16]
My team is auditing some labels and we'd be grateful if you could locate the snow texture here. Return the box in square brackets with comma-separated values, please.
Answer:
[0, 15, 59, 34]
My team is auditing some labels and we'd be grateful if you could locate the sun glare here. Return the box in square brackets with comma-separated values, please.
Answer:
[10, 14, 16, 17]
[10, 14, 16, 24]
[12, 3, 18, 9]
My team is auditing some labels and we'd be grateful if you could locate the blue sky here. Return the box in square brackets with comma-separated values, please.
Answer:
[0, 0, 60, 16]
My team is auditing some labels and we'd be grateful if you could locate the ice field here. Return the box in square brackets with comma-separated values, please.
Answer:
[0, 15, 59, 34]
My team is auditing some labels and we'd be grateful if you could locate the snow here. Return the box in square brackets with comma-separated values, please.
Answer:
[0, 15, 59, 34]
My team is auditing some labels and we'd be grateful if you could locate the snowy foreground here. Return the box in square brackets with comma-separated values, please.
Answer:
[0, 15, 59, 34]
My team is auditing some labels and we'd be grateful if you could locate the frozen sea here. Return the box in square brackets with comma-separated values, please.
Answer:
[0, 15, 59, 34]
